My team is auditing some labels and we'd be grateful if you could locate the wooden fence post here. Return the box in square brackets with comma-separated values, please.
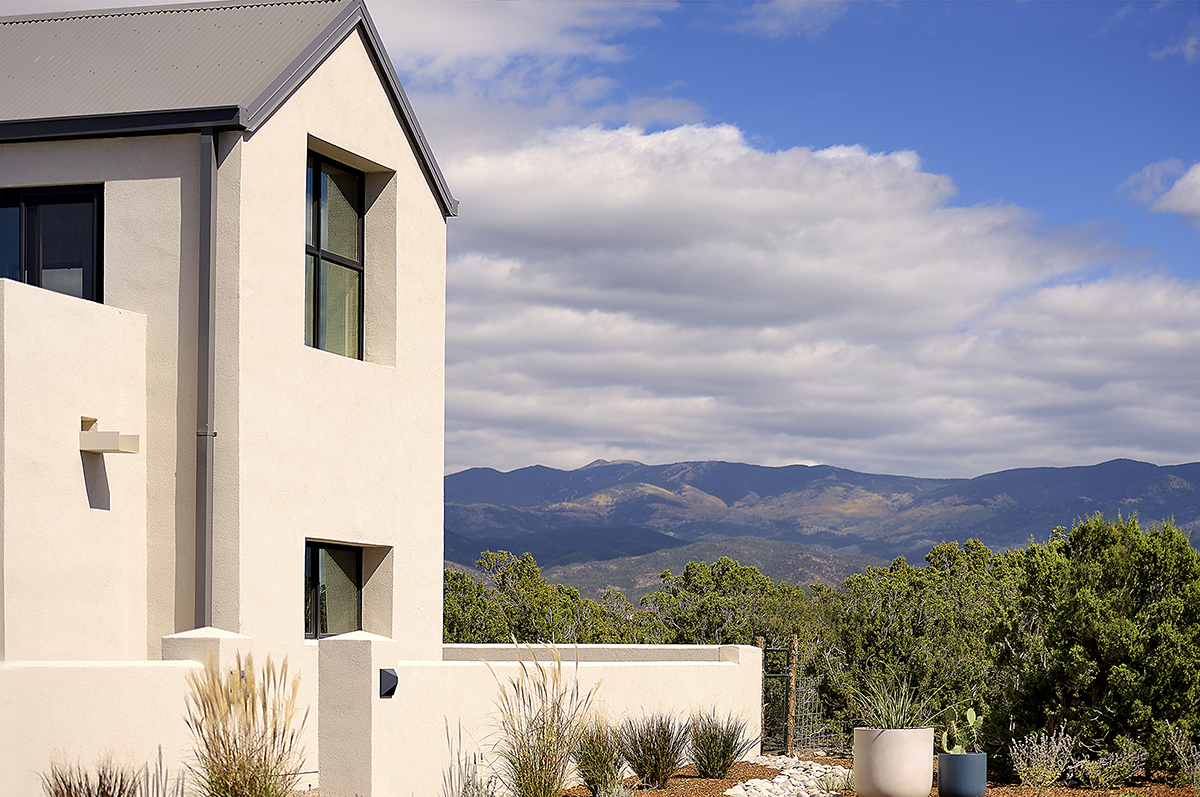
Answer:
[754, 635, 766, 752]
[786, 634, 798, 756]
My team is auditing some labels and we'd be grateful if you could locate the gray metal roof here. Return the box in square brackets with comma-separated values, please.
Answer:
[0, 0, 457, 216]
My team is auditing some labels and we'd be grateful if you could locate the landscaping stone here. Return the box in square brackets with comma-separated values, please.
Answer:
[724, 756, 852, 797]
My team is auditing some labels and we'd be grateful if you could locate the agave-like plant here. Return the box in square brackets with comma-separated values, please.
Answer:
[689, 709, 757, 779]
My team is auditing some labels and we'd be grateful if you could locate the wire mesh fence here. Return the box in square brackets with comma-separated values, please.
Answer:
[756, 636, 842, 755]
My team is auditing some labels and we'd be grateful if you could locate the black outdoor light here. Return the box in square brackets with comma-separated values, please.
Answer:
[380, 667, 398, 698]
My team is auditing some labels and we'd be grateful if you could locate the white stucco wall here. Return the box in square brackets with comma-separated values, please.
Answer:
[0, 279, 147, 661]
[0, 134, 201, 656]
[0, 660, 198, 797]
[381, 645, 763, 797]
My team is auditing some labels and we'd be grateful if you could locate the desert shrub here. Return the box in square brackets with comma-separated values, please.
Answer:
[689, 710, 755, 779]
[1164, 720, 1200, 786]
[1009, 727, 1075, 788]
[41, 759, 139, 797]
[185, 651, 308, 797]
[442, 722, 498, 797]
[1073, 737, 1147, 789]
[619, 713, 689, 789]
[575, 716, 624, 796]
[490, 644, 598, 797]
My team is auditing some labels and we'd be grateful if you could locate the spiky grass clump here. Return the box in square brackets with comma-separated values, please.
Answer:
[41, 759, 139, 797]
[490, 644, 598, 797]
[852, 677, 939, 729]
[619, 713, 689, 790]
[575, 716, 624, 796]
[689, 710, 756, 779]
[185, 651, 308, 797]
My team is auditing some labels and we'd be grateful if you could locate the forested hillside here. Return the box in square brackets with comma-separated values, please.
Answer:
[444, 515, 1200, 774]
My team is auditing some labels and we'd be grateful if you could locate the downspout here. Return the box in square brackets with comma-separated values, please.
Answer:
[195, 128, 217, 628]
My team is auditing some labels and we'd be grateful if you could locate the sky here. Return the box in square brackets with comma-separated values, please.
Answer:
[7, 0, 1200, 478]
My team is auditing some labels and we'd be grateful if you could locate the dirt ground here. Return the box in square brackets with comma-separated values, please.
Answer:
[560, 756, 1196, 797]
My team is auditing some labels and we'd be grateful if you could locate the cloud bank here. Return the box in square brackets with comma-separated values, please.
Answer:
[443, 125, 1200, 476]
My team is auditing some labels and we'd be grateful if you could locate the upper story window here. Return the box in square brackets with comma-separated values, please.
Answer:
[0, 185, 102, 302]
[305, 154, 363, 359]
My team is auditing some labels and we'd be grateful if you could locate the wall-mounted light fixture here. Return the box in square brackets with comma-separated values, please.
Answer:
[380, 668, 398, 699]
[79, 416, 140, 454]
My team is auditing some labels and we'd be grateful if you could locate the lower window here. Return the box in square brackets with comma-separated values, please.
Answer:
[304, 541, 362, 638]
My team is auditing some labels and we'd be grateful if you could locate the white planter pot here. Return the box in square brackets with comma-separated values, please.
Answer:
[854, 727, 935, 797]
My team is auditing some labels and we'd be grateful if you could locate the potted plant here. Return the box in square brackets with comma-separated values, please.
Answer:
[938, 707, 986, 797]
[852, 679, 938, 797]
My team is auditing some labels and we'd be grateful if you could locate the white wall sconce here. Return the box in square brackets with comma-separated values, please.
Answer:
[79, 416, 140, 454]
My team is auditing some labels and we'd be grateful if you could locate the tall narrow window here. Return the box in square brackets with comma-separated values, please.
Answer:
[305, 154, 363, 359]
[304, 541, 362, 638]
[0, 185, 102, 302]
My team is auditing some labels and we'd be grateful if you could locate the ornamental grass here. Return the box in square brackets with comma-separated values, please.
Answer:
[184, 651, 308, 797]
[489, 644, 599, 797]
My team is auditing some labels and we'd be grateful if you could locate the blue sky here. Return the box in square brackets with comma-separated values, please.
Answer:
[11, 0, 1199, 478]
[610, 2, 1198, 275]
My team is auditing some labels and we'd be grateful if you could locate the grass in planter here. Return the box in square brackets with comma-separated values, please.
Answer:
[489, 644, 598, 797]
[689, 710, 756, 779]
[852, 677, 939, 729]
[576, 716, 625, 796]
[185, 651, 308, 797]
[619, 713, 690, 790]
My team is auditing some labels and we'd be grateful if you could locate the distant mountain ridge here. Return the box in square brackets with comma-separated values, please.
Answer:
[444, 458, 1200, 597]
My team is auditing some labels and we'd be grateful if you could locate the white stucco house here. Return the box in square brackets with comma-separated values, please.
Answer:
[0, 2, 761, 795]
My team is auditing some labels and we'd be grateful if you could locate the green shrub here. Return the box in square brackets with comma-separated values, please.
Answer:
[619, 713, 689, 789]
[689, 710, 755, 779]
[575, 716, 625, 796]
[184, 651, 308, 797]
[490, 644, 597, 797]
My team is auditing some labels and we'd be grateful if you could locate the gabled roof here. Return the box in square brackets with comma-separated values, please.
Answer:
[0, 0, 457, 216]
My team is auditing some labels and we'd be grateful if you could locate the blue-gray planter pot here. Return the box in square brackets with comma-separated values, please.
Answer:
[937, 753, 987, 797]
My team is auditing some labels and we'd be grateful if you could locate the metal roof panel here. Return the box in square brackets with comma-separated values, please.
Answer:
[0, 0, 456, 216]
[1, 1, 349, 121]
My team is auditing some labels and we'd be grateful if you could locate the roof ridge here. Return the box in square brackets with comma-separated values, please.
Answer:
[1, 0, 343, 26]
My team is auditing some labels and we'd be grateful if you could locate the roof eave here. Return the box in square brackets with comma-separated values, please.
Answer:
[238, 0, 455, 218]
[0, 105, 245, 143]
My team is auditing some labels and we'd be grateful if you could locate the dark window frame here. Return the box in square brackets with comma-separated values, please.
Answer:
[305, 152, 365, 359]
[1, 184, 103, 302]
[304, 540, 363, 639]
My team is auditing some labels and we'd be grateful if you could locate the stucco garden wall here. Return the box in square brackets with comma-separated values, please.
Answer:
[0, 660, 198, 797]
[318, 637, 763, 797]
[0, 279, 148, 662]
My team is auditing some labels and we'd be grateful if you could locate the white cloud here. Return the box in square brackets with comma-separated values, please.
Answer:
[442, 124, 1198, 476]
[731, 0, 848, 39]
[1151, 18, 1200, 63]
[1151, 162, 1200, 226]
[1117, 158, 1184, 205]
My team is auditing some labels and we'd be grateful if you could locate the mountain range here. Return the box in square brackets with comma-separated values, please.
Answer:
[444, 458, 1200, 599]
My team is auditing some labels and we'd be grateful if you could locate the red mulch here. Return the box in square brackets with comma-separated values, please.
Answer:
[561, 756, 1195, 797]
